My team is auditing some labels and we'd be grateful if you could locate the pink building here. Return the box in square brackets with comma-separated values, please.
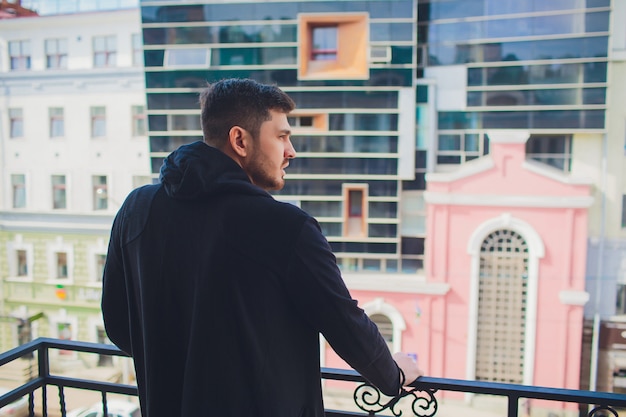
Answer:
[323, 130, 592, 398]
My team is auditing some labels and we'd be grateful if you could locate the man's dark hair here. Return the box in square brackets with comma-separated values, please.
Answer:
[199, 78, 295, 148]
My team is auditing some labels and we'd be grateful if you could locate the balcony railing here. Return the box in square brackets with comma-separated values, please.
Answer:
[1, 338, 625, 417]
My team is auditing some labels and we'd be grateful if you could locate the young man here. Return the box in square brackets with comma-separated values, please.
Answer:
[102, 78, 421, 417]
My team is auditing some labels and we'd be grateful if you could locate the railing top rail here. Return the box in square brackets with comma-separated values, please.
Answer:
[1, 338, 626, 417]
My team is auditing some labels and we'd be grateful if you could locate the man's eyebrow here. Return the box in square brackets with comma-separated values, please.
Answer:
[279, 128, 292, 135]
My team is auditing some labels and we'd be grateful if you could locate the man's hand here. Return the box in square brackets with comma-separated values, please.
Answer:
[393, 352, 423, 386]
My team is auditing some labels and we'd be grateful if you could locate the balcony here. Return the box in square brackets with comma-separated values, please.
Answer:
[0, 338, 625, 417]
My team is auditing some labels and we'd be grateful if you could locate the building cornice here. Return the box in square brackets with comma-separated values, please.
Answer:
[0, 211, 114, 234]
[342, 272, 450, 295]
[423, 192, 594, 208]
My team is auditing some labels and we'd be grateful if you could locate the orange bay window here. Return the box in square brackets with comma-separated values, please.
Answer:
[343, 184, 368, 238]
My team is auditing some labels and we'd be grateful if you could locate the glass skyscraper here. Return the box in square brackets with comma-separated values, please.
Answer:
[140, 0, 421, 274]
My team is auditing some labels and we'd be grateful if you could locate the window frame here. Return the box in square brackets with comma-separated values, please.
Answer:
[6, 236, 34, 281]
[9, 108, 24, 138]
[298, 12, 369, 80]
[51, 175, 67, 210]
[342, 183, 368, 238]
[45, 38, 68, 69]
[9, 40, 31, 71]
[93, 35, 117, 68]
[92, 175, 108, 210]
[49, 107, 65, 138]
[132, 33, 143, 67]
[310, 25, 338, 61]
[47, 237, 74, 283]
[132, 105, 147, 137]
[90, 106, 107, 138]
[11, 173, 26, 209]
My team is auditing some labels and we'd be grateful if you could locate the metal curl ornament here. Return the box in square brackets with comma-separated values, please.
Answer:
[588, 405, 619, 417]
[403, 387, 438, 417]
[353, 383, 439, 417]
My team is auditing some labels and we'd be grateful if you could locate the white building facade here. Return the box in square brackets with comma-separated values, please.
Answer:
[0, 5, 149, 364]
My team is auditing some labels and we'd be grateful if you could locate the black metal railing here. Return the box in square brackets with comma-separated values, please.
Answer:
[1, 338, 625, 417]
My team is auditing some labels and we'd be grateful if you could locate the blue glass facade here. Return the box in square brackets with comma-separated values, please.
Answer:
[418, 0, 610, 172]
[139, 0, 420, 272]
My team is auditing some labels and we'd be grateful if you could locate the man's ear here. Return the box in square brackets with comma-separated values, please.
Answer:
[227, 126, 248, 158]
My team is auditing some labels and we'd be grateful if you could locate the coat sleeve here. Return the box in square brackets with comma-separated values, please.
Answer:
[101, 207, 132, 355]
[284, 217, 401, 397]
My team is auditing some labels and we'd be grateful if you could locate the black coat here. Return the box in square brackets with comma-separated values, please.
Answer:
[102, 141, 400, 417]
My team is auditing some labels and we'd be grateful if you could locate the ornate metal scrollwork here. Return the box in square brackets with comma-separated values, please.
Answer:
[588, 405, 619, 417]
[353, 382, 438, 416]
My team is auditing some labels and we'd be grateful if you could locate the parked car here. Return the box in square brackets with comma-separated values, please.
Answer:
[0, 387, 29, 417]
[66, 400, 141, 417]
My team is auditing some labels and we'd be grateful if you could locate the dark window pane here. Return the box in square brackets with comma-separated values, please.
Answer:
[369, 224, 397, 238]
[369, 202, 398, 218]
[401, 237, 424, 255]
[585, 11, 610, 32]
[584, 62, 608, 82]
[583, 88, 606, 105]
[402, 172, 426, 190]
[437, 155, 461, 164]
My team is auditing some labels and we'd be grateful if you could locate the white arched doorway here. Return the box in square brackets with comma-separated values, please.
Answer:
[466, 213, 544, 386]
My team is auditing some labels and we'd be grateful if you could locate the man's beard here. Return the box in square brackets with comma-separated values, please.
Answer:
[245, 153, 285, 191]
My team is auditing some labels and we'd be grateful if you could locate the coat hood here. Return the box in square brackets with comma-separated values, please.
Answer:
[160, 141, 269, 200]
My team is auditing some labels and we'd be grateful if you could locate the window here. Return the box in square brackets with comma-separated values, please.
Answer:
[93, 35, 116, 67]
[311, 26, 338, 61]
[370, 314, 393, 351]
[436, 132, 487, 166]
[91, 106, 106, 137]
[164, 47, 211, 67]
[298, 13, 369, 80]
[132, 33, 143, 67]
[401, 237, 424, 273]
[92, 175, 108, 210]
[11, 174, 26, 209]
[526, 134, 572, 172]
[57, 322, 73, 353]
[16, 250, 28, 277]
[476, 229, 528, 384]
[9, 108, 23, 138]
[132, 105, 147, 136]
[52, 175, 67, 209]
[55, 252, 68, 279]
[49, 311, 77, 357]
[401, 192, 426, 236]
[7, 235, 33, 280]
[45, 38, 67, 69]
[49, 107, 64, 137]
[287, 113, 328, 132]
[343, 184, 368, 238]
[95, 254, 106, 282]
[9, 40, 30, 70]
[48, 237, 73, 282]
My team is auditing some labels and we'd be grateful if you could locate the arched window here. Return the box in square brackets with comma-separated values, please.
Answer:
[475, 229, 528, 384]
[363, 298, 406, 353]
[370, 313, 393, 351]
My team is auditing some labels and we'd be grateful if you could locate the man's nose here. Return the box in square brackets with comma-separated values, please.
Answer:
[285, 139, 296, 159]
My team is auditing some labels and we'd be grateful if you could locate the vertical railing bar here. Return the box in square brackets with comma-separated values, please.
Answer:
[508, 394, 519, 417]
[58, 385, 66, 417]
[27, 392, 34, 417]
[38, 342, 49, 417]
[102, 390, 108, 416]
